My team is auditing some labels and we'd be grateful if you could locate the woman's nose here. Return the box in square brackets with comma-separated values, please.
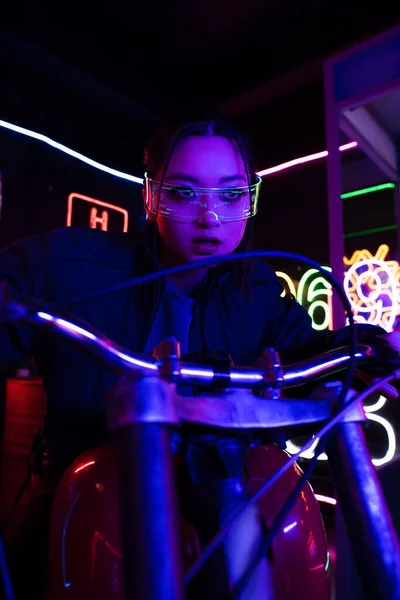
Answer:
[195, 210, 221, 228]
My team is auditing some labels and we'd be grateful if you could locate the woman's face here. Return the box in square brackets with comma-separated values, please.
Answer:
[153, 135, 249, 264]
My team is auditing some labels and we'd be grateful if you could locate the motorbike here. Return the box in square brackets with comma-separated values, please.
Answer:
[1, 289, 400, 600]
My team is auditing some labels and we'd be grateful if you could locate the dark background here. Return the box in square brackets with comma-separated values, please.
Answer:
[0, 6, 399, 262]
[0, 4, 399, 568]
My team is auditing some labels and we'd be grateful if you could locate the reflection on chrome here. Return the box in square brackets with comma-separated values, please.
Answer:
[229, 371, 264, 383]
[282, 351, 369, 387]
[34, 310, 157, 372]
[180, 367, 215, 380]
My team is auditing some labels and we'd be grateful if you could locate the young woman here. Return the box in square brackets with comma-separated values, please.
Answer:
[0, 117, 399, 599]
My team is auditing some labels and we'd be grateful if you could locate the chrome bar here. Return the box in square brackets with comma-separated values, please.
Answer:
[17, 304, 374, 389]
[171, 389, 367, 429]
[30, 309, 158, 373]
[281, 346, 373, 387]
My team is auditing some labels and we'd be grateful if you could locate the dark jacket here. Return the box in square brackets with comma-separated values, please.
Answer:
[0, 226, 380, 469]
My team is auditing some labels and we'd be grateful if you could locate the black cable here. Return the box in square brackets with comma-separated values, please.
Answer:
[39, 249, 359, 472]
[29, 249, 357, 411]
[41, 249, 358, 409]
[42, 246, 357, 454]
[44, 250, 351, 314]
[40, 251, 356, 395]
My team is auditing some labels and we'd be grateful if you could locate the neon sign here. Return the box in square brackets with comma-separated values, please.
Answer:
[276, 246, 400, 334]
[67, 193, 129, 232]
[285, 394, 396, 467]
[277, 268, 333, 331]
[343, 244, 400, 332]
[281, 245, 399, 468]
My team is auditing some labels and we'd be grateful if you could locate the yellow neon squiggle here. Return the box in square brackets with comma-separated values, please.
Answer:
[276, 271, 297, 298]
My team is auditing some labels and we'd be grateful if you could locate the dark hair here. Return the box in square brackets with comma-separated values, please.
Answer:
[143, 115, 258, 295]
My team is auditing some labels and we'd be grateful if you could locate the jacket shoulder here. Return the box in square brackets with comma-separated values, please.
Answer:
[0, 227, 145, 277]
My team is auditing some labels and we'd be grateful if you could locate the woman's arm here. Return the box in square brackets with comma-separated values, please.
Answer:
[261, 278, 390, 365]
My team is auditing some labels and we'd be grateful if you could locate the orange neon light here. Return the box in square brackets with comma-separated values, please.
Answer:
[67, 193, 129, 232]
[90, 207, 109, 231]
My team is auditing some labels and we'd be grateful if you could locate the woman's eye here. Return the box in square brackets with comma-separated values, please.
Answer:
[221, 190, 245, 201]
[169, 187, 196, 199]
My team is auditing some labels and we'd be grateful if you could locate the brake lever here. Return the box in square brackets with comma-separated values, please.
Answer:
[354, 368, 399, 401]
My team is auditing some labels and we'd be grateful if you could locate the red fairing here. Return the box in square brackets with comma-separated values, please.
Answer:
[47, 443, 330, 599]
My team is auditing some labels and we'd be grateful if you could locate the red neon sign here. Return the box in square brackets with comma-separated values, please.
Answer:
[67, 193, 129, 232]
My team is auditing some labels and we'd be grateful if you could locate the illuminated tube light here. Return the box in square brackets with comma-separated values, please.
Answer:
[276, 267, 333, 331]
[276, 271, 297, 297]
[344, 225, 397, 239]
[366, 412, 396, 467]
[285, 438, 328, 461]
[364, 395, 396, 467]
[342, 183, 397, 238]
[341, 183, 396, 199]
[67, 193, 129, 232]
[343, 246, 400, 333]
[277, 245, 400, 333]
[296, 267, 332, 332]
[286, 396, 396, 467]
[0, 119, 143, 184]
[0, 119, 357, 183]
[256, 142, 358, 177]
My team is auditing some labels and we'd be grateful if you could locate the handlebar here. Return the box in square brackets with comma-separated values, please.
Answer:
[7, 297, 375, 390]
